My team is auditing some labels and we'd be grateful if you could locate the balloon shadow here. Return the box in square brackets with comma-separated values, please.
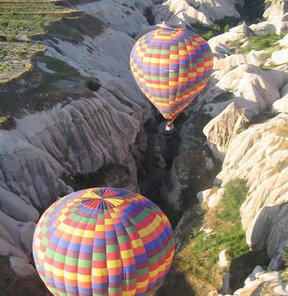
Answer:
[157, 265, 196, 296]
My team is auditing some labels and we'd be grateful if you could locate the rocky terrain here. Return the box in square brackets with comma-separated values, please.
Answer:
[0, 0, 288, 296]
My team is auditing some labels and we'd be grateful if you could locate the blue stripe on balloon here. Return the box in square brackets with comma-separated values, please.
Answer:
[135, 253, 147, 264]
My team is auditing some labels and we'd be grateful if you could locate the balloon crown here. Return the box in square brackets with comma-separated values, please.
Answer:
[80, 187, 127, 209]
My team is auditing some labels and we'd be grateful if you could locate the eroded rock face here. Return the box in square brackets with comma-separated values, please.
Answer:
[200, 64, 288, 118]
[204, 102, 249, 160]
[0, 92, 147, 272]
[0, 3, 151, 272]
[77, 1, 149, 36]
[154, 0, 243, 26]
[250, 0, 288, 35]
[216, 114, 288, 257]
[209, 23, 250, 57]
[220, 267, 288, 296]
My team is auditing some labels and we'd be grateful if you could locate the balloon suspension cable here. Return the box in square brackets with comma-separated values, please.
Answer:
[165, 121, 175, 132]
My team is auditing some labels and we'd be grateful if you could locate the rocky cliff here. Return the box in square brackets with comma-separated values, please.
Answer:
[0, 1, 151, 277]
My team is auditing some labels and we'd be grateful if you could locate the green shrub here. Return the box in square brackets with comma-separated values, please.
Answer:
[224, 24, 230, 32]
[202, 30, 214, 40]
[0, 20, 8, 28]
[7, 35, 16, 42]
[0, 49, 6, 59]
[239, 33, 284, 54]
[85, 78, 101, 91]
[219, 178, 248, 222]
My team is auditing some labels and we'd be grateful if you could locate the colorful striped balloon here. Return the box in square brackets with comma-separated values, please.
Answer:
[33, 187, 175, 296]
[130, 27, 213, 122]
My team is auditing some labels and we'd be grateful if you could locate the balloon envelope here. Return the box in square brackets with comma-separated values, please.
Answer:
[130, 27, 213, 121]
[33, 187, 175, 296]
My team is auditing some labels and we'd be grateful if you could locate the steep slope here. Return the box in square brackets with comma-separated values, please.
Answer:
[0, 1, 151, 279]
[158, 5, 288, 295]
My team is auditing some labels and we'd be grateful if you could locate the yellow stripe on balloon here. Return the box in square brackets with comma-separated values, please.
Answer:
[108, 198, 125, 207]
[139, 216, 161, 238]
[144, 57, 170, 65]
[136, 279, 149, 289]
[92, 268, 108, 277]
[131, 239, 143, 248]
[95, 224, 105, 232]
[120, 249, 134, 259]
[123, 290, 137, 296]
[107, 259, 121, 269]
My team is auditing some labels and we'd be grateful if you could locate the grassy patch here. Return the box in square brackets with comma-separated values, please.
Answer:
[0, 54, 99, 128]
[0, 0, 78, 83]
[218, 178, 248, 222]
[169, 178, 270, 294]
[239, 33, 284, 54]
[192, 16, 239, 40]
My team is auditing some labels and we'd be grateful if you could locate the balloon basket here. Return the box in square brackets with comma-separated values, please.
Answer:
[165, 121, 175, 132]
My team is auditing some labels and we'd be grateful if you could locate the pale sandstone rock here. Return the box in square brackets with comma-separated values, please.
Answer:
[208, 23, 250, 57]
[277, 33, 288, 46]
[250, 0, 288, 35]
[197, 188, 212, 203]
[216, 114, 288, 257]
[264, 0, 288, 21]
[0, 186, 39, 222]
[272, 48, 288, 65]
[154, 0, 210, 26]
[77, 0, 149, 36]
[208, 188, 225, 208]
[213, 50, 265, 71]
[219, 250, 229, 268]
[154, 0, 243, 26]
[250, 21, 277, 35]
[0, 5, 152, 263]
[272, 94, 288, 113]
[204, 102, 249, 160]
[9, 256, 35, 277]
[197, 187, 224, 207]
[230, 270, 288, 296]
[202, 64, 288, 118]
[20, 222, 36, 253]
[0, 238, 27, 258]
[45, 28, 136, 86]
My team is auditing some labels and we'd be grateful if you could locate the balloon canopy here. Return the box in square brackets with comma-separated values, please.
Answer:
[33, 187, 175, 296]
[130, 27, 213, 122]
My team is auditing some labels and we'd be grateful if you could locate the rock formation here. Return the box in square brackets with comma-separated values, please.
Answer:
[154, 0, 243, 26]
[0, 2, 151, 276]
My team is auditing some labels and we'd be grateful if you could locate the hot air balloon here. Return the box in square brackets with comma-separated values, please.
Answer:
[130, 26, 213, 131]
[33, 187, 175, 296]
